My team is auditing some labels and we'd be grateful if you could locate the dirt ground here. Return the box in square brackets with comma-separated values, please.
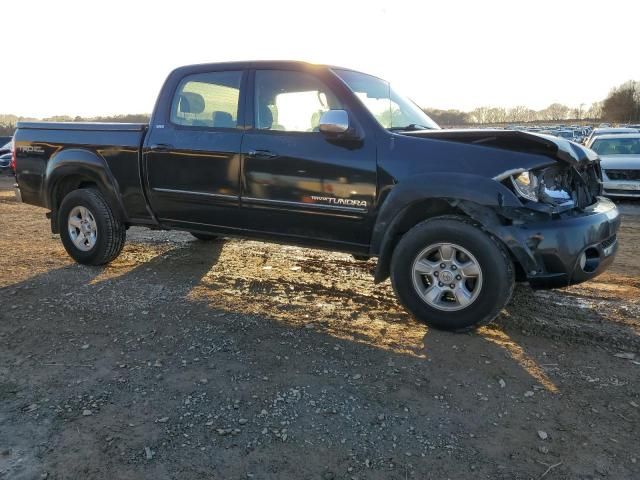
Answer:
[0, 175, 638, 480]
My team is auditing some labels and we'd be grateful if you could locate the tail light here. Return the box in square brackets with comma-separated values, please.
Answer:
[10, 145, 16, 173]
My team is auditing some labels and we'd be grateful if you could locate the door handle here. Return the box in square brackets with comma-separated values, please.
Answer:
[247, 149, 278, 159]
[149, 143, 173, 152]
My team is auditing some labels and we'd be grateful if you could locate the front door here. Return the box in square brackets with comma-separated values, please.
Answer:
[241, 68, 377, 249]
[144, 69, 246, 230]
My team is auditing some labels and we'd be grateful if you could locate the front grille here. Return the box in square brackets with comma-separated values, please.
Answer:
[604, 188, 640, 196]
[605, 169, 640, 181]
[600, 235, 617, 250]
[571, 162, 601, 209]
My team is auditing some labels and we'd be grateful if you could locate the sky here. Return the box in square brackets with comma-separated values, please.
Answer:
[4, 0, 639, 118]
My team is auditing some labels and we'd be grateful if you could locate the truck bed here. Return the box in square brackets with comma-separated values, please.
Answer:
[14, 121, 151, 223]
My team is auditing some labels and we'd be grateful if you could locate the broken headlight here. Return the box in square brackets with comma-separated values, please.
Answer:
[509, 168, 576, 208]
[511, 171, 539, 202]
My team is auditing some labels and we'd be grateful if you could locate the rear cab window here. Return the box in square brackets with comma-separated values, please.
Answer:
[170, 71, 242, 129]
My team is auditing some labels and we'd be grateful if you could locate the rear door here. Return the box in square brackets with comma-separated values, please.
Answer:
[240, 68, 377, 248]
[144, 69, 246, 230]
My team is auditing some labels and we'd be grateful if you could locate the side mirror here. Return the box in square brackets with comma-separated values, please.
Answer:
[318, 110, 350, 135]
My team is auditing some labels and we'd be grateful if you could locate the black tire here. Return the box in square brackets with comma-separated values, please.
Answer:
[390, 216, 514, 331]
[190, 232, 219, 241]
[58, 188, 126, 265]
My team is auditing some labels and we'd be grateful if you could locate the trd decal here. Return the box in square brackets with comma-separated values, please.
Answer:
[19, 145, 45, 154]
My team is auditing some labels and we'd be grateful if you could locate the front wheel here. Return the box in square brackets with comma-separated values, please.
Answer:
[59, 188, 126, 265]
[390, 216, 514, 331]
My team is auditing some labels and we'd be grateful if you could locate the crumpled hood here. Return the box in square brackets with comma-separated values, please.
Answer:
[402, 129, 599, 165]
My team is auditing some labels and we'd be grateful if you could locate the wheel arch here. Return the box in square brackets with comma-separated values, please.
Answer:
[370, 173, 522, 283]
[44, 149, 127, 232]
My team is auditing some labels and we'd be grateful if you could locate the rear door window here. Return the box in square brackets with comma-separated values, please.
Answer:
[171, 71, 242, 129]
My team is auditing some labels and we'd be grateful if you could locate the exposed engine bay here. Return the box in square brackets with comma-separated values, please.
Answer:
[537, 162, 602, 209]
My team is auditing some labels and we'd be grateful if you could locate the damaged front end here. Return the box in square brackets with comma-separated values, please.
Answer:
[484, 155, 619, 289]
[375, 128, 619, 288]
[414, 128, 604, 212]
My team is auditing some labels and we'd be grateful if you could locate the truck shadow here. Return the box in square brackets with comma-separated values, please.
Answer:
[1, 235, 637, 402]
[499, 283, 640, 350]
[2, 236, 639, 478]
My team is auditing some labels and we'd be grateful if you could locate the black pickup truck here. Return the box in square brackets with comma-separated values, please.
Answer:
[13, 61, 620, 331]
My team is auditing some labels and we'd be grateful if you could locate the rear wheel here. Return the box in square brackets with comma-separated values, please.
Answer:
[390, 216, 514, 331]
[59, 188, 126, 265]
[190, 232, 219, 241]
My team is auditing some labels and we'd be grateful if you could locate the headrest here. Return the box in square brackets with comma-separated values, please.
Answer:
[599, 143, 615, 155]
[257, 104, 273, 129]
[212, 111, 235, 128]
[178, 92, 205, 114]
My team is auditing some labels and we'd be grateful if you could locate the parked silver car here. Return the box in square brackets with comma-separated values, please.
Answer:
[585, 127, 639, 147]
[590, 134, 640, 197]
[0, 141, 14, 175]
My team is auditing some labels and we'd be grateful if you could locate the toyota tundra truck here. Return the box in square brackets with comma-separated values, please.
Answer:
[12, 61, 620, 331]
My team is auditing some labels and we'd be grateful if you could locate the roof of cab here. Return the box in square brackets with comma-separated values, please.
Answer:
[169, 60, 376, 78]
[172, 60, 326, 73]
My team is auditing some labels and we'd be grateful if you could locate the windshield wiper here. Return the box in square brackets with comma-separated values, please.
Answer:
[388, 124, 432, 131]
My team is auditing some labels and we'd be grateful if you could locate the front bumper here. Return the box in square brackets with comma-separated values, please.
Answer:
[500, 196, 620, 289]
[603, 179, 640, 197]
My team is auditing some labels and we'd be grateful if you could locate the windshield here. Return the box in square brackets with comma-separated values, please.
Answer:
[591, 137, 640, 155]
[333, 69, 439, 131]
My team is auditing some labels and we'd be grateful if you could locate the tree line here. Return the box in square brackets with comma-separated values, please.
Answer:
[426, 80, 640, 126]
[1, 79, 638, 135]
[425, 102, 602, 126]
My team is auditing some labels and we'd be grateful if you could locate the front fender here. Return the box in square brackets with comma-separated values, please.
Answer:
[370, 173, 522, 283]
[371, 173, 521, 253]
[44, 148, 127, 221]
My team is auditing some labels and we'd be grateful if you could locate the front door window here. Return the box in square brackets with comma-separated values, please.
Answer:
[254, 70, 343, 132]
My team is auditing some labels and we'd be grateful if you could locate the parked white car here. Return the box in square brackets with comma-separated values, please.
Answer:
[585, 127, 639, 148]
[590, 134, 640, 197]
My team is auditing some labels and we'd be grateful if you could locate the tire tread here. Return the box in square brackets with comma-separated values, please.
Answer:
[59, 188, 126, 265]
[390, 215, 515, 331]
